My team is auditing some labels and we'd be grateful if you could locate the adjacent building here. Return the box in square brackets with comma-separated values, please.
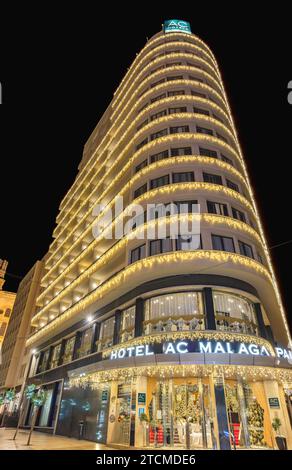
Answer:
[0, 259, 16, 347]
[22, 21, 292, 449]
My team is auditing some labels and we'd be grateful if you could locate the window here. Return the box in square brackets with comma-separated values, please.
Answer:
[145, 292, 203, 321]
[4, 308, 11, 317]
[62, 337, 75, 364]
[147, 203, 173, 221]
[239, 241, 254, 259]
[232, 207, 246, 223]
[207, 201, 228, 216]
[134, 183, 147, 199]
[136, 138, 148, 151]
[191, 90, 206, 98]
[226, 179, 239, 192]
[131, 211, 146, 230]
[257, 252, 264, 264]
[171, 146, 192, 156]
[167, 75, 183, 81]
[49, 343, 61, 369]
[175, 200, 198, 213]
[189, 75, 204, 82]
[151, 78, 165, 88]
[130, 244, 146, 263]
[150, 128, 168, 140]
[136, 119, 148, 131]
[120, 306, 136, 343]
[212, 234, 235, 252]
[151, 93, 166, 103]
[176, 234, 202, 250]
[135, 159, 148, 173]
[172, 171, 195, 183]
[150, 238, 172, 256]
[193, 107, 209, 116]
[221, 154, 233, 166]
[168, 90, 185, 96]
[150, 150, 169, 163]
[168, 107, 187, 114]
[99, 316, 115, 351]
[213, 291, 257, 335]
[170, 125, 189, 134]
[216, 132, 228, 143]
[199, 147, 217, 158]
[38, 348, 50, 372]
[77, 327, 94, 358]
[150, 110, 167, 121]
[165, 61, 182, 67]
[213, 113, 224, 123]
[150, 174, 169, 189]
[196, 125, 213, 135]
[203, 172, 223, 185]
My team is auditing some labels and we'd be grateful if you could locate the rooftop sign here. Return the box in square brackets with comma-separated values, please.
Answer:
[163, 19, 191, 35]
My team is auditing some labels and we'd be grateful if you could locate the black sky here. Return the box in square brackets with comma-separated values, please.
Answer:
[1, 7, 292, 331]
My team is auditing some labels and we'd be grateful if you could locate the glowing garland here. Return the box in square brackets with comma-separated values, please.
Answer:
[40, 179, 256, 292]
[36, 212, 262, 307]
[28, 251, 272, 343]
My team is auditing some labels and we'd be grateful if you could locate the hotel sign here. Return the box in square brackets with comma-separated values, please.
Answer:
[109, 340, 292, 361]
[164, 20, 191, 35]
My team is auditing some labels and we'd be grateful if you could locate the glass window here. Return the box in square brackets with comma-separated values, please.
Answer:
[226, 179, 239, 192]
[193, 107, 209, 116]
[99, 316, 115, 351]
[168, 90, 185, 96]
[168, 107, 187, 114]
[150, 238, 172, 256]
[221, 154, 233, 166]
[196, 126, 213, 135]
[199, 147, 217, 158]
[151, 93, 166, 103]
[150, 174, 169, 189]
[207, 201, 228, 216]
[175, 200, 198, 213]
[136, 138, 148, 151]
[177, 234, 201, 250]
[134, 183, 147, 199]
[150, 110, 167, 121]
[135, 159, 148, 173]
[150, 128, 168, 140]
[191, 90, 206, 98]
[120, 306, 136, 343]
[130, 244, 146, 263]
[172, 172, 194, 183]
[216, 132, 228, 143]
[203, 172, 222, 185]
[171, 147, 192, 156]
[62, 336, 75, 364]
[77, 327, 94, 358]
[136, 119, 148, 131]
[213, 291, 257, 335]
[49, 343, 61, 369]
[238, 241, 254, 259]
[167, 75, 183, 81]
[212, 234, 235, 252]
[232, 207, 246, 223]
[150, 150, 169, 163]
[170, 125, 189, 134]
[38, 349, 50, 372]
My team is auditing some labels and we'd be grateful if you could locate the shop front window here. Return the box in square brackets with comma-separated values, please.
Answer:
[144, 292, 204, 335]
[98, 316, 115, 351]
[77, 327, 94, 358]
[120, 306, 135, 343]
[62, 336, 75, 364]
[49, 343, 61, 369]
[38, 349, 50, 373]
[213, 291, 258, 336]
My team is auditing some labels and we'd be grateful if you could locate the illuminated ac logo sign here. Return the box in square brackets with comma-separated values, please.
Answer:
[164, 19, 192, 35]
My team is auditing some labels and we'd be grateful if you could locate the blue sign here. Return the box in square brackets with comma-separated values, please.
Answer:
[164, 19, 191, 35]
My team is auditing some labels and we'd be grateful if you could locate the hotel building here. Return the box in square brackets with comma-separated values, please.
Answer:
[22, 20, 292, 449]
[0, 260, 16, 347]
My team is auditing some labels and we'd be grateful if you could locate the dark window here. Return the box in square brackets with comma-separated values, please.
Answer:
[170, 125, 189, 134]
[168, 107, 187, 114]
[189, 76, 204, 82]
[175, 200, 198, 213]
[216, 132, 228, 143]
[193, 107, 209, 116]
[165, 61, 181, 67]
[212, 234, 235, 253]
[176, 235, 202, 250]
[221, 154, 233, 166]
[199, 147, 217, 158]
[49, 343, 62, 369]
[239, 241, 254, 259]
[168, 90, 185, 96]
[226, 179, 239, 192]
[4, 308, 11, 318]
[136, 138, 148, 151]
[135, 159, 148, 173]
[62, 337, 76, 364]
[213, 113, 224, 123]
[232, 207, 246, 223]
[131, 244, 146, 263]
[150, 150, 169, 163]
[131, 211, 146, 229]
[171, 147, 192, 156]
[207, 201, 228, 216]
[150, 238, 172, 256]
[150, 174, 170, 189]
[138, 103, 148, 114]
[167, 75, 183, 81]
[257, 253, 264, 264]
[134, 183, 147, 199]
[191, 90, 206, 98]
[151, 78, 165, 88]
[77, 327, 94, 358]
[173, 172, 195, 183]
[151, 93, 167, 103]
[150, 110, 167, 121]
[150, 128, 168, 140]
[203, 172, 223, 185]
[136, 119, 148, 131]
[196, 126, 213, 135]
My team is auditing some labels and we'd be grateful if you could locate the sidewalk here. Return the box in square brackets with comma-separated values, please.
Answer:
[0, 428, 116, 450]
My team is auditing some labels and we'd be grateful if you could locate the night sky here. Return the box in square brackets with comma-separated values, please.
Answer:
[1, 8, 291, 331]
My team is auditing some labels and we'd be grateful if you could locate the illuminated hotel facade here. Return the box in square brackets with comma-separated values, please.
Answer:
[23, 20, 292, 449]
